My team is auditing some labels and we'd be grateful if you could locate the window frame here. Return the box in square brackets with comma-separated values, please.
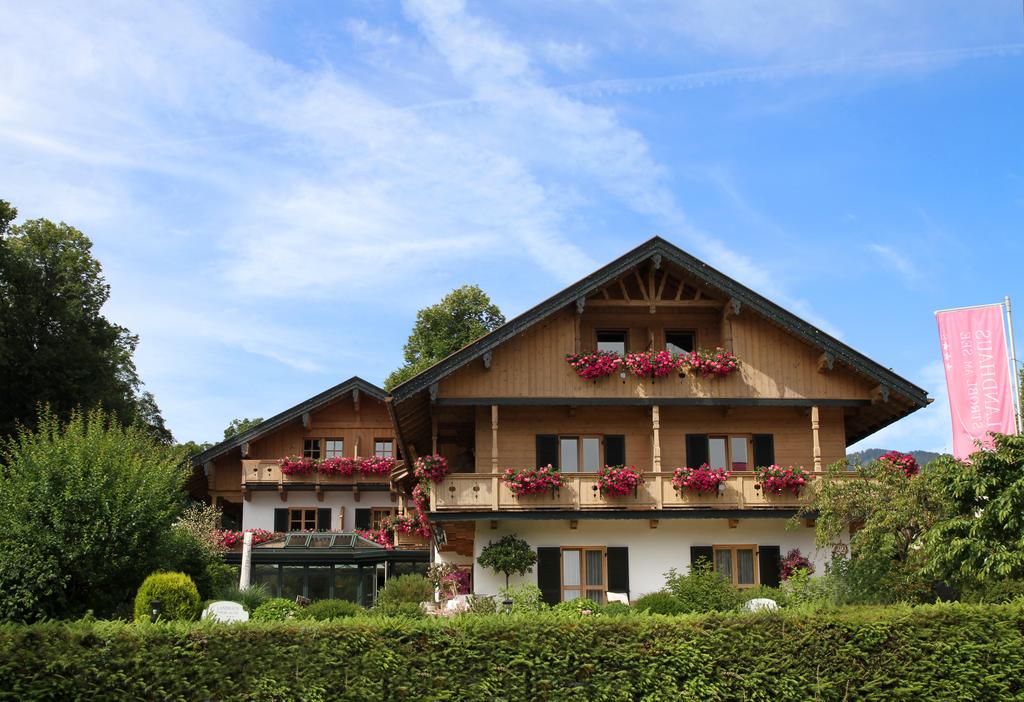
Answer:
[708, 434, 753, 472]
[558, 435, 605, 473]
[712, 544, 759, 588]
[288, 507, 319, 532]
[302, 438, 321, 460]
[560, 546, 607, 603]
[374, 438, 394, 459]
[324, 437, 345, 459]
[665, 329, 697, 354]
[595, 329, 628, 355]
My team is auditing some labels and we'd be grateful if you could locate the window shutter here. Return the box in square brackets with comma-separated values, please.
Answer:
[354, 508, 371, 530]
[536, 435, 559, 468]
[607, 547, 629, 598]
[537, 547, 562, 606]
[758, 545, 781, 587]
[274, 508, 288, 533]
[317, 508, 331, 532]
[686, 435, 709, 467]
[604, 436, 626, 467]
[690, 545, 714, 571]
[752, 435, 775, 467]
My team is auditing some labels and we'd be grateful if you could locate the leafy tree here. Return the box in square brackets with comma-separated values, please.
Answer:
[0, 200, 169, 439]
[223, 417, 264, 440]
[0, 408, 187, 621]
[385, 284, 504, 389]
[477, 534, 537, 588]
[924, 433, 1024, 586]
[799, 458, 952, 603]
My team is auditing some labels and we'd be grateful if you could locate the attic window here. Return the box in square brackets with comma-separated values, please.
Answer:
[666, 331, 695, 354]
[596, 330, 627, 355]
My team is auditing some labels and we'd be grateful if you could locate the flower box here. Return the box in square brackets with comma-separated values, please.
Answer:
[624, 351, 683, 379]
[672, 464, 730, 494]
[681, 347, 739, 378]
[754, 464, 809, 496]
[502, 465, 568, 497]
[597, 465, 644, 497]
[565, 351, 624, 379]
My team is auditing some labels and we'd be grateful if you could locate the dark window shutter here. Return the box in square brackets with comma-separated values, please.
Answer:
[604, 435, 626, 467]
[686, 434, 709, 467]
[536, 435, 559, 468]
[753, 435, 775, 467]
[759, 545, 781, 587]
[274, 508, 288, 533]
[690, 546, 714, 571]
[607, 547, 629, 598]
[537, 547, 561, 606]
[317, 508, 331, 532]
[354, 508, 371, 530]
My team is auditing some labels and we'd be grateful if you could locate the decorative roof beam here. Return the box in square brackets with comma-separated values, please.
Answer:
[817, 352, 835, 374]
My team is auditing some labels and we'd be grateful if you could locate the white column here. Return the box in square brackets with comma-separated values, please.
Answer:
[239, 530, 253, 589]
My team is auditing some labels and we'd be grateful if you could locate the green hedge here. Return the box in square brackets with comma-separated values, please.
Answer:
[1, 603, 1022, 701]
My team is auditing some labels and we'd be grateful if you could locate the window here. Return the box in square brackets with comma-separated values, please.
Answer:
[289, 508, 318, 531]
[325, 438, 345, 458]
[713, 545, 758, 587]
[708, 435, 752, 471]
[666, 330, 695, 354]
[562, 547, 606, 603]
[371, 507, 395, 531]
[303, 438, 321, 460]
[374, 439, 394, 459]
[596, 330, 627, 355]
[559, 436, 603, 473]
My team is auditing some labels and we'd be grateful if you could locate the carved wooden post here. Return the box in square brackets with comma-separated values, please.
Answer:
[652, 405, 663, 509]
[431, 416, 438, 455]
[491, 405, 499, 473]
[811, 405, 822, 471]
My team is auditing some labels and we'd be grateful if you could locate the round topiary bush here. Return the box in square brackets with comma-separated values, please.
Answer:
[376, 574, 434, 607]
[633, 591, 686, 615]
[301, 599, 363, 621]
[133, 572, 201, 622]
[251, 598, 302, 622]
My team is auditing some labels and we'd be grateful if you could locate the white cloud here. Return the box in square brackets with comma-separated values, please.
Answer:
[868, 243, 920, 279]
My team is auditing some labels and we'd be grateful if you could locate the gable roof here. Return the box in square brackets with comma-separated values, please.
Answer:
[390, 236, 929, 410]
[191, 376, 386, 466]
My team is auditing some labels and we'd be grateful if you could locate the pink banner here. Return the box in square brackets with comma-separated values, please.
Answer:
[937, 304, 1016, 458]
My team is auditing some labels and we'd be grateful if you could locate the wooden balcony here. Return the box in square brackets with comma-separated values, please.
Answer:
[240, 459, 399, 502]
[430, 472, 816, 513]
[393, 531, 432, 549]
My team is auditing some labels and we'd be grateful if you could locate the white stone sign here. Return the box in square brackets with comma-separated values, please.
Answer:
[202, 600, 250, 623]
[744, 598, 779, 612]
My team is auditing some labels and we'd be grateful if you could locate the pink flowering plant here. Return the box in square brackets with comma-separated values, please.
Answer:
[672, 464, 730, 494]
[682, 347, 739, 378]
[414, 454, 450, 483]
[597, 464, 644, 497]
[755, 464, 810, 496]
[278, 456, 317, 475]
[356, 527, 394, 550]
[502, 465, 568, 496]
[877, 450, 920, 477]
[780, 548, 815, 580]
[624, 351, 683, 379]
[317, 456, 358, 476]
[565, 351, 624, 379]
[215, 528, 276, 549]
[359, 456, 396, 476]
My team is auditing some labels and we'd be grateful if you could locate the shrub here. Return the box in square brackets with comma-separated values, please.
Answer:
[133, 572, 201, 622]
[370, 602, 426, 619]
[477, 534, 537, 588]
[962, 579, 1024, 604]
[664, 562, 741, 613]
[251, 598, 302, 622]
[737, 584, 790, 608]
[552, 598, 602, 615]
[376, 575, 434, 607]
[466, 595, 497, 614]
[633, 591, 687, 615]
[215, 583, 269, 614]
[497, 584, 545, 613]
[780, 548, 814, 581]
[603, 601, 632, 617]
[302, 599, 363, 621]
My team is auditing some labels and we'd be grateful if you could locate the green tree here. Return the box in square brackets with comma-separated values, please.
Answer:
[799, 458, 952, 603]
[223, 417, 263, 440]
[385, 284, 504, 390]
[0, 200, 169, 439]
[925, 433, 1024, 586]
[477, 534, 537, 588]
[0, 408, 187, 621]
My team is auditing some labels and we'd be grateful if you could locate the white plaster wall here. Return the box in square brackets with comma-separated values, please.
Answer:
[451, 518, 831, 598]
[242, 490, 398, 531]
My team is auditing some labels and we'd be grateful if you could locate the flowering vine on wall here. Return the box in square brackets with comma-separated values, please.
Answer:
[357, 454, 449, 549]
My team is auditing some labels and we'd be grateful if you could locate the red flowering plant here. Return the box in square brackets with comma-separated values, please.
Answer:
[356, 527, 394, 550]
[876, 450, 920, 477]
[215, 528, 276, 549]
[565, 351, 624, 380]
[671, 464, 730, 495]
[754, 464, 810, 496]
[502, 465, 568, 496]
[780, 548, 815, 581]
[683, 347, 739, 378]
[414, 454, 450, 483]
[597, 464, 644, 497]
[278, 456, 317, 475]
[359, 456, 396, 476]
[317, 456, 358, 476]
[386, 512, 432, 540]
[624, 351, 683, 379]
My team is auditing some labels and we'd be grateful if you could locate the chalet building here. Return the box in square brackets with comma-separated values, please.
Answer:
[193, 237, 928, 606]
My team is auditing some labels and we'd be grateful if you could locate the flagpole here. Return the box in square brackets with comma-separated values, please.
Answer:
[1006, 296, 1022, 434]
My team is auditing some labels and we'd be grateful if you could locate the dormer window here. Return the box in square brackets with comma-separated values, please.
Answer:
[596, 330, 627, 355]
[666, 330, 695, 354]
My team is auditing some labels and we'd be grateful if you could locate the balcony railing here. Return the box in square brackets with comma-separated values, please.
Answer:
[241, 459, 398, 487]
[430, 472, 818, 512]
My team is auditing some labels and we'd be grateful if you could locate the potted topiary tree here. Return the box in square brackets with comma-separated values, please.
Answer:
[477, 534, 537, 589]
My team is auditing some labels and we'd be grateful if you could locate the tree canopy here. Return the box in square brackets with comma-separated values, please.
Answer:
[477, 534, 537, 588]
[0, 199, 170, 441]
[385, 284, 504, 390]
[223, 417, 264, 440]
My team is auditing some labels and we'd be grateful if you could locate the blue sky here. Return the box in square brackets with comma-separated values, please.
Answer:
[1, 1, 1021, 451]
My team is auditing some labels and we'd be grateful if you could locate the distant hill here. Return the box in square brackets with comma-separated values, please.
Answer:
[846, 448, 943, 466]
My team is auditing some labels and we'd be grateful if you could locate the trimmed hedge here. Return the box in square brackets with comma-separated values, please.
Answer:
[133, 572, 200, 623]
[1, 603, 1023, 700]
